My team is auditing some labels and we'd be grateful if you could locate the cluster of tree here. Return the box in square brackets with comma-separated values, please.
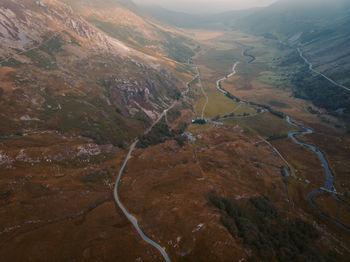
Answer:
[225, 92, 241, 102]
[278, 50, 304, 67]
[192, 118, 206, 125]
[292, 70, 350, 118]
[137, 120, 186, 148]
[269, 109, 286, 119]
[222, 112, 235, 118]
[212, 115, 221, 121]
[307, 106, 320, 115]
[82, 130, 109, 145]
[267, 134, 288, 142]
[166, 87, 182, 101]
[208, 194, 342, 262]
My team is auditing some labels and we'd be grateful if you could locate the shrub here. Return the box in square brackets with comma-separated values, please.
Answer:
[208, 193, 337, 262]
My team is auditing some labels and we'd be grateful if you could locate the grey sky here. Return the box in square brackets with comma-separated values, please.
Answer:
[132, 0, 278, 13]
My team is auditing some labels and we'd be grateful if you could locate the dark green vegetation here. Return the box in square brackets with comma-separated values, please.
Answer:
[39, 89, 133, 146]
[26, 32, 76, 69]
[192, 118, 206, 125]
[80, 169, 112, 184]
[208, 194, 343, 262]
[137, 120, 186, 148]
[0, 58, 23, 68]
[276, 47, 350, 121]
[267, 134, 288, 142]
[0, 190, 12, 200]
[292, 70, 350, 118]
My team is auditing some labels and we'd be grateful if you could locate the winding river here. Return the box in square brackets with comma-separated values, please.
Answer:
[114, 48, 349, 261]
[217, 51, 350, 232]
[286, 116, 350, 232]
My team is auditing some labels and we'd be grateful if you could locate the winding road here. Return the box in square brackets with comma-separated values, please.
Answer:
[297, 47, 350, 93]
[114, 139, 171, 262]
[114, 108, 173, 262]
[113, 69, 201, 262]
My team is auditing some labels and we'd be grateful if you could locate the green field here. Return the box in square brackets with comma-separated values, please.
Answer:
[195, 91, 238, 118]
[222, 112, 298, 139]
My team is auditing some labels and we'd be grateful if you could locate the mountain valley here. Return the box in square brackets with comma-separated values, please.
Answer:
[0, 0, 349, 261]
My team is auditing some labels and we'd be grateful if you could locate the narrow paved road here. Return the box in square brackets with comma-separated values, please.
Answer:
[297, 48, 350, 93]
[113, 69, 200, 261]
[114, 100, 178, 261]
[114, 107, 173, 262]
[114, 139, 171, 262]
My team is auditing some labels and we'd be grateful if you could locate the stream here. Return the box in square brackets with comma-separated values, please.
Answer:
[286, 116, 350, 232]
[219, 51, 350, 232]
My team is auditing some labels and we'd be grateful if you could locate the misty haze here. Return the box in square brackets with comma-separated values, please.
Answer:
[133, 0, 278, 13]
[0, 0, 349, 261]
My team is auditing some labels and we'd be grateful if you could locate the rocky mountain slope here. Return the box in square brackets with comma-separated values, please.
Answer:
[0, 2, 195, 260]
[0, 0, 192, 147]
[59, 0, 197, 63]
[1, 1, 349, 261]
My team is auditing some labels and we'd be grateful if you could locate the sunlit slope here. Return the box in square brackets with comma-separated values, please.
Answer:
[60, 0, 197, 62]
[0, 0, 187, 145]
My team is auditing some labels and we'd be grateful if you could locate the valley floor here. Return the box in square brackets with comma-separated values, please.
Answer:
[1, 29, 350, 261]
